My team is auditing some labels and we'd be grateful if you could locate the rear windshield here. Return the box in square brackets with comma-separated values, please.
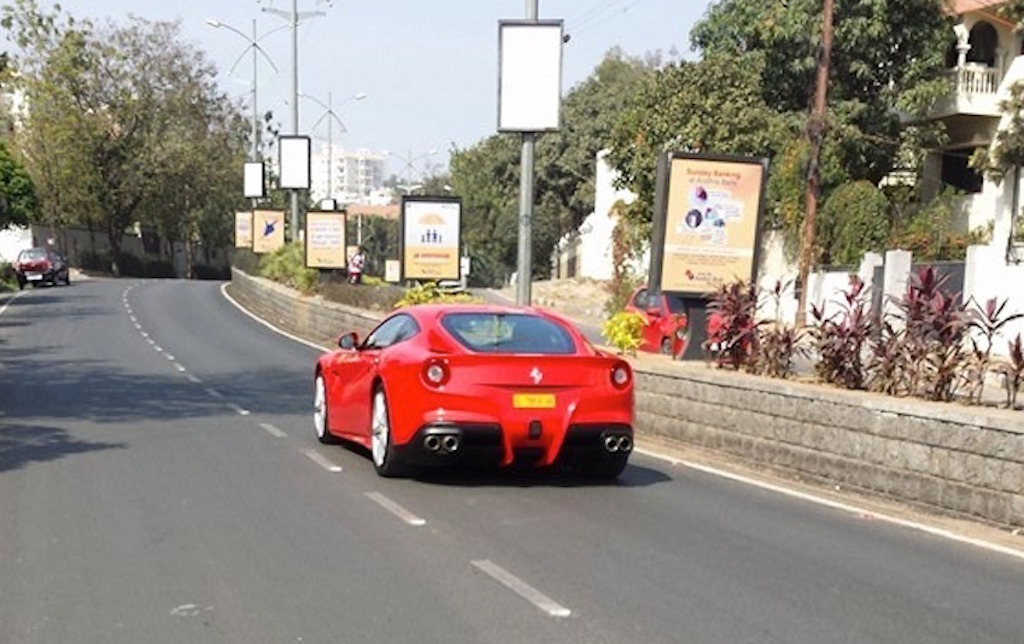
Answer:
[18, 248, 46, 261]
[441, 313, 576, 354]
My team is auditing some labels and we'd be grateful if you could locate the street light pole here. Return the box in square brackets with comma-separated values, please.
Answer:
[517, 0, 539, 306]
[391, 148, 438, 194]
[301, 91, 366, 202]
[263, 0, 326, 240]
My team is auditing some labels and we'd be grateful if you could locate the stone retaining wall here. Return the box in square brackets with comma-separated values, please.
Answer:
[229, 268, 1024, 528]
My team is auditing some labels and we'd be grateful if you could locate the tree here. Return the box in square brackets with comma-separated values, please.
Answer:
[1, 0, 249, 272]
[0, 140, 38, 229]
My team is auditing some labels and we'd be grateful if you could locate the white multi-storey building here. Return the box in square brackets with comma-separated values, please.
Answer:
[310, 144, 387, 205]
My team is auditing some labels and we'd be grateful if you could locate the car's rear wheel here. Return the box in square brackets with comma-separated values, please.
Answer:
[313, 373, 338, 444]
[371, 386, 405, 477]
[660, 338, 672, 355]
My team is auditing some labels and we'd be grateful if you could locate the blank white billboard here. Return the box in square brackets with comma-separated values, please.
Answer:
[243, 162, 264, 198]
[498, 20, 563, 132]
[279, 136, 311, 190]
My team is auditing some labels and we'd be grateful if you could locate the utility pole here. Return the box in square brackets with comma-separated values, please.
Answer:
[795, 0, 835, 328]
[516, 0, 539, 306]
[263, 0, 325, 241]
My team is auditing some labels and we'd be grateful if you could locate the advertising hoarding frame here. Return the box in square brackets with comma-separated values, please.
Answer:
[497, 20, 564, 133]
[234, 211, 254, 249]
[647, 151, 769, 361]
[252, 209, 287, 255]
[304, 210, 348, 270]
[278, 135, 311, 190]
[399, 195, 463, 282]
[243, 162, 265, 199]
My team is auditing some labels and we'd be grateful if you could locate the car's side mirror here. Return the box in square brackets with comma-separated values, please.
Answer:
[338, 332, 359, 350]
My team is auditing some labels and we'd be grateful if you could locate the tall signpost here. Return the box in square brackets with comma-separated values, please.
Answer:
[648, 152, 769, 360]
[498, 3, 563, 305]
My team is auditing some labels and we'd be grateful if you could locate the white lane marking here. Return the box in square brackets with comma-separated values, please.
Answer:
[186, 374, 201, 383]
[146, 338, 156, 345]
[365, 492, 426, 526]
[141, 331, 149, 338]
[174, 363, 187, 373]
[0, 290, 27, 317]
[205, 388, 223, 398]
[153, 345, 163, 353]
[133, 323, 142, 330]
[129, 315, 137, 323]
[228, 403, 250, 416]
[165, 354, 175, 361]
[220, 283, 330, 352]
[304, 449, 342, 472]
[471, 560, 571, 618]
[260, 423, 288, 438]
[634, 447, 1024, 563]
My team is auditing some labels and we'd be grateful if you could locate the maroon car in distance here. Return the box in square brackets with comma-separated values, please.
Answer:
[13, 247, 70, 290]
[624, 287, 689, 357]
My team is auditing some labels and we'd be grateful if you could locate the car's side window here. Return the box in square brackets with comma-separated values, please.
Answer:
[363, 314, 418, 349]
[632, 288, 647, 308]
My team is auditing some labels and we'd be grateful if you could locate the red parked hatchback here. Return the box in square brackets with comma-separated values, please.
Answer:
[14, 247, 71, 289]
[623, 287, 689, 357]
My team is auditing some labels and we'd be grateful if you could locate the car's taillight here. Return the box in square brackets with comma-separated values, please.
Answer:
[611, 362, 631, 389]
[423, 358, 450, 387]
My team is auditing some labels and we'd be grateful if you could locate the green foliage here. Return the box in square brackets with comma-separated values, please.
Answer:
[891, 188, 976, 261]
[818, 181, 890, 266]
[604, 205, 644, 316]
[259, 243, 318, 294]
[601, 311, 644, 356]
[394, 281, 480, 308]
[0, 141, 39, 228]
[0, 261, 15, 289]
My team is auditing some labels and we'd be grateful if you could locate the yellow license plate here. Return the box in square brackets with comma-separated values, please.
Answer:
[512, 393, 556, 409]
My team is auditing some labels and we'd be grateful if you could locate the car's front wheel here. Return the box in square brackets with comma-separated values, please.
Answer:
[371, 386, 405, 477]
[313, 373, 338, 444]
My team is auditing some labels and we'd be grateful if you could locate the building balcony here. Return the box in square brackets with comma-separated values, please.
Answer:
[929, 64, 1002, 119]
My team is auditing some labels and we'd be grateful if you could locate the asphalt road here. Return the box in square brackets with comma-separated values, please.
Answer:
[1, 278, 1023, 644]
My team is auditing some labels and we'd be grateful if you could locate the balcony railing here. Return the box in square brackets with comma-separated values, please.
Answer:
[950, 64, 1001, 96]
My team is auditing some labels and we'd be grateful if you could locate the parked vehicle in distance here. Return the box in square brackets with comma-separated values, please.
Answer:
[624, 287, 688, 357]
[313, 304, 635, 478]
[13, 247, 70, 289]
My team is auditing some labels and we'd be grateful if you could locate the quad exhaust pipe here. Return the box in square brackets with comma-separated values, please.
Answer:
[602, 434, 633, 454]
[424, 435, 441, 452]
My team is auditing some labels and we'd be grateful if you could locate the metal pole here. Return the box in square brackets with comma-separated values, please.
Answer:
[289, 0, 300, 241]
[327, 92, 333, 199]
[516, 0, 539, 306]
[250, 19, 259, 162]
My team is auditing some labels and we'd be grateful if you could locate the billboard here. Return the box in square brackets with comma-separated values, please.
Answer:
[252, 209, 286, 255]
[652, 153, 768, 296]
[243, 162, 264, 199]
[278, 135, 311, 190]
[400, 196, 462, 281]
[234, 211, 253, 249]
[304, 211, 347, 269]
[497, 20, 564, 132]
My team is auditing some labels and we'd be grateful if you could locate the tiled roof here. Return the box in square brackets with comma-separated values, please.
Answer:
[951, 0, 1004, 14]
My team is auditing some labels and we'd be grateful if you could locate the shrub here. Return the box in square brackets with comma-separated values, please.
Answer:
[705, 280, 760, 371]
[998, 334, 1024, 409]
[394, 281, 480, 308]
[260, 243, 318, 294]
[319, 280, 406, 312]
[810, 275, 872, 389]
[0, 261, 14, 289]
[757, 280, 805, 379]
[819, 181, 890, 266]
[601, 311, 644, 356]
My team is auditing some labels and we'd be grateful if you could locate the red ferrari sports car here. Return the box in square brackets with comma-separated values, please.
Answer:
[313, 304, 635, 478]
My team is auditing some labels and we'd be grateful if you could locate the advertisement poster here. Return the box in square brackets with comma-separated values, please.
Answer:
[234, 211, 253, 249]
[384, 259, 401, 283]
[252, 209, 285, 255]
[659, 155, 766, 295]
[401, 197, 461, 281]
[304, 211, 347, 269]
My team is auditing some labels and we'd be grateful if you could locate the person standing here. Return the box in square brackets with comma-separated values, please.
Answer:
[348, 246, 366, 284]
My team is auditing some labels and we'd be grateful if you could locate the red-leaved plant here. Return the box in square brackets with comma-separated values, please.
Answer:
[962, 297, 1024, 403]
[704, 280, 760, 372]
[810, 275, 872, 389]
[757, 280, 806, 379]
[997, 334, 1024, 408]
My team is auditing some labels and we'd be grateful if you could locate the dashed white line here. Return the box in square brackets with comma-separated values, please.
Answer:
[141, 332, 149, 338]
[471, 560, 571, 618]
[174, 363, 187, 372]
[133, 323, 142, 330]
[186, 374, 201, 384]
[205, 388, 223, 398]
[0, 291, 27, 317]
[227, 403, 251, 416]
[304, 449, 342, 472]
[365, 492, 426, 526]
[146, 339, 156, 345]
[260, 423, 288, 438]
[129, 315, 137, 323]
[165, 354, 175, 361]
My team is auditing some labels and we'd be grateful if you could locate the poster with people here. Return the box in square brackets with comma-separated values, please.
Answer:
[656, 154, 767, 295]
[401, 196, 461, 281]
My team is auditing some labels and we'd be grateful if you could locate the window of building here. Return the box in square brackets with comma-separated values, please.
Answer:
[967, 21, 998, 67]
[940, 149, 983, 194]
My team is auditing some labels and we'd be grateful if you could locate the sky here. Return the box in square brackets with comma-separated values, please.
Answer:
[35, 1, 715, 178]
